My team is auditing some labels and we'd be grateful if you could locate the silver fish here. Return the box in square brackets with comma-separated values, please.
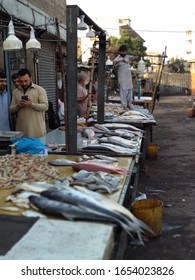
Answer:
[16, 182, 55, 193]
[120, 110, 151, 118]
[98, 136, 139, 149]
[29, 195, 126, 225]
[93, 123, 111, 133]
[94, 154, 119, 162]
[118, 115, 149, 120]
[82, 127, 96, 140]
[103, 123, 144, 132]
[41, 187, 153, 241]
[74, 186, 154, 240]
[48, 159, 76, 166]
[81, 143, 138, 155]
[114, 129, 143, 138]
[6, 191, 40, 209]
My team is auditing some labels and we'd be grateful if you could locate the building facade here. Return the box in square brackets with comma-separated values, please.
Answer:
[0, 0, 66, 110]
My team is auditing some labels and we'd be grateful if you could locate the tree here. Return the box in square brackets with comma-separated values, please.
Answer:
[107, 30, 148, 67]
[168, 57, 186, 73]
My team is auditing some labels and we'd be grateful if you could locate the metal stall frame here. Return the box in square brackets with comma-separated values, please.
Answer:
[66, 5, 107, 154]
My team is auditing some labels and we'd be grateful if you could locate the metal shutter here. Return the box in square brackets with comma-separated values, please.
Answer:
[38, 41, 57, 111]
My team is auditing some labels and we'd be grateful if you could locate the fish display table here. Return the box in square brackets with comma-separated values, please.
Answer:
[133, 96, 153, 111]
[106, 96, 153, 111]
[0, 154, 137, 260]
[90, 105, 157, 173]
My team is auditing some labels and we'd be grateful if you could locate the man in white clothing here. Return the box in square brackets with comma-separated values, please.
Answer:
[113, 45, 134, 110]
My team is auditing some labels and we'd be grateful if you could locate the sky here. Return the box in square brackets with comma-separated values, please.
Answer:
[67, 0, 195, 60]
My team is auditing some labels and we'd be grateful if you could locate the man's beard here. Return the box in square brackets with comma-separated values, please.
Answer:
[22, 82, 32, 92]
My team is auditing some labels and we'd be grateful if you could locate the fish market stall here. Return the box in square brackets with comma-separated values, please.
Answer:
[107, 96, 153, 111]
[89, 105, 157, 171]
[0, 153, 143, 260]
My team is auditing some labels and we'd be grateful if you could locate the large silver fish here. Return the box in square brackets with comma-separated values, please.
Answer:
[98, 136, 139, 149]
[41, 187, 154, 241]
[103, 123, 144, 132]
[93, 123, 112, 133]
[120, 110, 152, 118]
[81, 143, 138, 156]
[29, 195, 121, 224]
[94, 154, 119, 162]
[113, 129, 143, 139]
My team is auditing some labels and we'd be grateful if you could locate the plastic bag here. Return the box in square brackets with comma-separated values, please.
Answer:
[12, 137, 45, 154]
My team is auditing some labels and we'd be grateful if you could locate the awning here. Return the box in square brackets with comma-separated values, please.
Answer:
[0, 0, 66, 40]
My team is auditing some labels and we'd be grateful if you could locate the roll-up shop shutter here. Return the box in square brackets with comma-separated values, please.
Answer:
[38, 41, 57, 112]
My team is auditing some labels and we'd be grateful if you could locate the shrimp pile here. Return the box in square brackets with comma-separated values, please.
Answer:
[0, 154, 59, 189]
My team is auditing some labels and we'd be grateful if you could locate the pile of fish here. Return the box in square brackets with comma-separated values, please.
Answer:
[98, 136, 139, 149]
[69, 170, 120, 194]
[0, 154, 59, 189]
[118, 109, 154, 121]
[80, 123, 142, 156]
[5, 180, 154, 242]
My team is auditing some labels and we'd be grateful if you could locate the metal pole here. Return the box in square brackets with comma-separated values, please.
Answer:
[97, 33, 106, 124]
[66, 6, 78, 154]
[55, 17, 69, 149]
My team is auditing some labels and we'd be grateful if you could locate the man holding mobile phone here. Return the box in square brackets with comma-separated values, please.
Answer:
[10, 68, 48, 138]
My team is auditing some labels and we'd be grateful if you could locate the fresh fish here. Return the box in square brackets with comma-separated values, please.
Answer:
[71, 170, 120, 194]
[22, 209, 47, 218]
[16, 182, 58, 193]
[73, 186, 136, 220]
[5, 191, 40, 209]
[48, 159, 76, 166]
[40, 188, 146, 240]
[29, 195, 126, 226]
[71, 170, 90, 180]
[120, 110, 151, 118]
[72, 182, 114, 194]
[113, 129, 143, 138]
[103, 123, 144, 132]
[118, 115, 149, 120]
[87, 158, 117, 164]
[72, 160, 128, 175]
[93, 123, 111, 133]
[0, 206, 20, 212]
[82, 127, 96, 140]
[82, 143, 138, 155]
[81, 143, 138, 156]
[73, 186, 154, 238]
[94, 154, 119, 162]
[98, 136, 139, 149]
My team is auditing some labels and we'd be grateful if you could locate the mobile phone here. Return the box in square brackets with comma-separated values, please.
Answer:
[21, 95, 28, 101]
